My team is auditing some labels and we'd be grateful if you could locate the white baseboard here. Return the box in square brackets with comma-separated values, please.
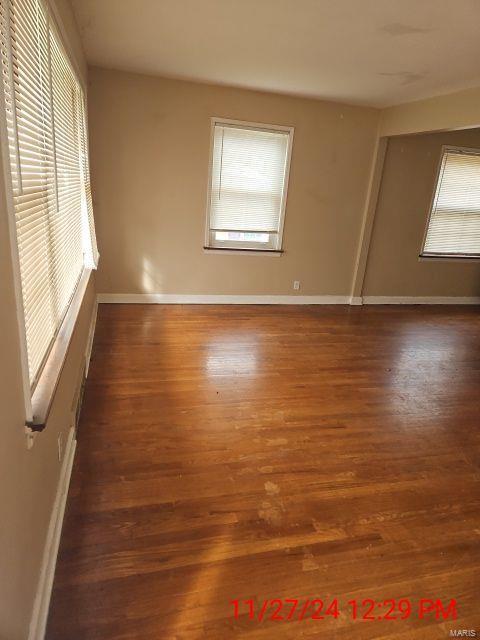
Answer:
[349, 296, 364, 306]
[97, 293, 480, 306]
[363, 296, 480, 305]
[85, 299, 98, 377]
[97, 293, 351, 305]
[28, 427, 77, 640]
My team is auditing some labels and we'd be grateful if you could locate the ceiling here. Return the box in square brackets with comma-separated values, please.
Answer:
[71, 0, 480, 107]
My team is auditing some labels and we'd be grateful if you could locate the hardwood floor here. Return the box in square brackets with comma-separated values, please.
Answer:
[47, 304, 480, 639]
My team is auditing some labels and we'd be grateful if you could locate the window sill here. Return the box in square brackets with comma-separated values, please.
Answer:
[27, 268, 92, 432]
[203, 247, 284, 257]
[419, 254, 480, 263]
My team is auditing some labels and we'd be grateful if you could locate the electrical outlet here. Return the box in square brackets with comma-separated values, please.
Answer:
[57, 434, 63, 462]
[293, 280, 300, 290]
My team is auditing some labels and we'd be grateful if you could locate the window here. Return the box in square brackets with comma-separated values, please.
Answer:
[0, 0, 98, 389]
[205, 118, 293, 251]
[422, 146, 480, 258]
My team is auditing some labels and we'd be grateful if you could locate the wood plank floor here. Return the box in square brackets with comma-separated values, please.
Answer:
[47, 304, 480, 639]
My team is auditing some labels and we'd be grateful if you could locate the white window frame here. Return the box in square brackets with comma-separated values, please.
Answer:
[0, 0, 96, 431]
[0, 91, 32, 421]
[420, 145, 480, 260]
[204, 117, 294, 254]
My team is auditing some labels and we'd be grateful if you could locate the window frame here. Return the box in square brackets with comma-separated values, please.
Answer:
[204, 117, 294, 254]
[0, 0, 96, 431]
[420, 145, 480, 260]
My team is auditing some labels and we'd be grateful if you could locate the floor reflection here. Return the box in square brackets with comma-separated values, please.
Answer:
[205, 339, 258, 376]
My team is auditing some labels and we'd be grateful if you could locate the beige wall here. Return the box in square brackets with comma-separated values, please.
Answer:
[89, 67, 380, 296]
[0, 2, 93, 638]
[380, 86, 480, 137]
[363, 129, 480, 297]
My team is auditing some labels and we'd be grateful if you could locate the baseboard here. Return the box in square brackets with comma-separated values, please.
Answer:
[28, 427, 77, 640]
[85, 299, 98, 377]
[97, 293, 352, 305]
[97, 293, 480, 306]
[349, 296, 364, 306]
[363, 296, 480, 305]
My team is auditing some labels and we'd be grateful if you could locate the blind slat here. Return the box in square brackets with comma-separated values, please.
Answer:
[424, 148, 480, 256]
[209, 124, 290, 235]
[0, 0, 98, 387]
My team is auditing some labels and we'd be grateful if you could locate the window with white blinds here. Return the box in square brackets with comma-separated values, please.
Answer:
[0, 0, 98, 388]
[206, 119, 293, 251]
[422, 147, 480, 258]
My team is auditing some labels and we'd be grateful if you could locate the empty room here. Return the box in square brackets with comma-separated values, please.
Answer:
[1, 1, 480, 638]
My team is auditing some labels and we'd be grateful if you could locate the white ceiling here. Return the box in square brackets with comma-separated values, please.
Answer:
[71, 0, 480, 107]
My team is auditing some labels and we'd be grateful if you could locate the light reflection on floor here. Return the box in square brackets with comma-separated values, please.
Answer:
[386, 325, 467, 423]
[205, 340, 258, 376]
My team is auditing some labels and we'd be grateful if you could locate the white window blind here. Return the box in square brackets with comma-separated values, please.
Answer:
[423, 147, 480, 258]
[206, 119, 293, 251]
[0, 0, 98, 388]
